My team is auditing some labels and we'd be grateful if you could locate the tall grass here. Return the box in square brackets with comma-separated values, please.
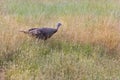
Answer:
[0, 0, 120, 80]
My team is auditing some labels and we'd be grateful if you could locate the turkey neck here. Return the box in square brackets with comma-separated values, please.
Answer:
[56, 26, 60, 31]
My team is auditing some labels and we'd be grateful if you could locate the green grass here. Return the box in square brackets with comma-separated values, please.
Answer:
[2, 0, 120, 17]
[0, 0, 120, 80]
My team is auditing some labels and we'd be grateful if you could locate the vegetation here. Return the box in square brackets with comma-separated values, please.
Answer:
[0, 0, 120, 80]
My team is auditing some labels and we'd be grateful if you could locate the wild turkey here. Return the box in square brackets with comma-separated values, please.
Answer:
[20, 23, 62, 40]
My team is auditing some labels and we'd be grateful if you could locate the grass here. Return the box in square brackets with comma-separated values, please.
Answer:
[0, 0, 120, 80]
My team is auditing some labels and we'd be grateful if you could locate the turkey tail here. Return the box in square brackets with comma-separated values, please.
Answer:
[19, 30, 29, 34]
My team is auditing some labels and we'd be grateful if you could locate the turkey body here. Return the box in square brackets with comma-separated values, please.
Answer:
[33, 28, 58, 40]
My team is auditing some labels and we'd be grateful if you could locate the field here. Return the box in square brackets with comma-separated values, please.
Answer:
[0, 0, 120, 80]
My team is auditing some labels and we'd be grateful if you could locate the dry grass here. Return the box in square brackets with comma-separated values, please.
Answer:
[1, 15, 120, 52]
[58, 15, 120, 51]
